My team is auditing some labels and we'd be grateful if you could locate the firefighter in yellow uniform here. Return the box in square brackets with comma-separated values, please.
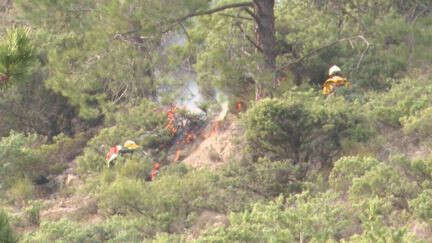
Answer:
[322, 65, 350, 95]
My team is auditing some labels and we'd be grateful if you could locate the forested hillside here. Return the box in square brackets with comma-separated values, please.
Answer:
[0, 0, 431, 242]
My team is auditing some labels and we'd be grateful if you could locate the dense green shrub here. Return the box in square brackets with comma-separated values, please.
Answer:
[36, 133, 89, 168]
[0, 210, 17, 243]
[346, 14, 410, 90]
[401, 107, 432, 138]
[366, 77, 432, 127]
[244, 97, 314, 162]
[25, 202, 41, 226]
[0, 131, 83, 196]
[21, 218, 90, 243]
[95, 159, 305, 237]
[330, 156, 380, 192]
[389, 155, 432, 189]
[7, 177, 35, 204]
[216, 158, 303, 200]
[348, 197, 420, 242]
[0, 131, 43, 190]
[198, 192, 353, 242]
[331, 155, 430, 215]
[91, 216, 157, 242]
[22, 215, 182, 242]
[244, 92, 370, 164]
[99, 166, 217, 233]
[409, 189, 432, 223]
[348, 163, 419, 207]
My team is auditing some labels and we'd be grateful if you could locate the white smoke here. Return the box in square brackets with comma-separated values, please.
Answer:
[216, 92, 229, 121]
[176, 77, 205, 114]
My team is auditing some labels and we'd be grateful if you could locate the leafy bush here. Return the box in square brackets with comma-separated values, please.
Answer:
[244, 92, 370, 164]
[349, 197, 420, 242]
[94, 159, 302, 237]
[36, 133, 89, 168]
[198, 192, 353, 242]
[0, 131, 83, 197]
[389, 155, 432, 188]
[345, 13, 410, 90]
[21, 218, 90, 243]
[22, 215, 179, 242]
[366, 77, 432, 127]
[331, 155, 427, 212]
[409, 189, 432, 223]
[0, 210, 17, 243]
[0, 131, 43, 190]
[401, 107, 432, 138]
[98, 166, 217, 234]
[216, 158, 303, 200]
[25, 202, 41, 226]
[117, 158, 154, 180]
[91, 216, 157, 242]
[348, 163, 419, 208]
[330, 156, 380, 192]
[244, 97, 314, 162]
[7, 177, 35, 205]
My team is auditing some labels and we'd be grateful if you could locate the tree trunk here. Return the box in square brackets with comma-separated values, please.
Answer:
[253, 0, 276, 99]
[174, 0, 277, 99]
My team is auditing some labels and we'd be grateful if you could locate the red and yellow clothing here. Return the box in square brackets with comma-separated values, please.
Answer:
[322, 75, 350, 95]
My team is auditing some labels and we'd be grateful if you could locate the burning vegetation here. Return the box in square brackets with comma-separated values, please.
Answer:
[163, 105, 206, 162]
[162, 99, 244, 163]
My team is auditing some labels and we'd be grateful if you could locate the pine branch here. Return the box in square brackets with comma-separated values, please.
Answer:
[278, 35, 370, 71]
[174, 2, 253, 23]
[235, 22, 263, 53]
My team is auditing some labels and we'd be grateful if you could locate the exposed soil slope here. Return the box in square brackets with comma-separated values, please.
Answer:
[183, 115, 244, 169]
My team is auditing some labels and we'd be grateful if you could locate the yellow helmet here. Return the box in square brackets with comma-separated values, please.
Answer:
[123, 140, 140, 150]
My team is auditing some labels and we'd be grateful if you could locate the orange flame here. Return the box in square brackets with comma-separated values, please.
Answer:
[165, 105, 178, 135]
[205, 120, 221, 138]
[235, 101, 246, 113]
[0, 74, 9, 86]
[173, 149, 181, 162]
[150, 162, 160, 181]
[185, 132, 195, 144]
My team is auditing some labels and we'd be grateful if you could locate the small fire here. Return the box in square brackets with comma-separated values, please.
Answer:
[173, 149, 181, 162]
[185, 132, 195, 144]
[0, 74, 9, 86]
[164, 103, 226, 163]
[164, 105, 197, 163]
[165, 105, 178, 135]
[150, 162, 160, 181]
[235, 101, 246, 113]
[205, 120, 222, 138]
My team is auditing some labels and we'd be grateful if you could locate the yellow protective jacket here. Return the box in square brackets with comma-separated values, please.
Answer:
[322, 75, 350, 95]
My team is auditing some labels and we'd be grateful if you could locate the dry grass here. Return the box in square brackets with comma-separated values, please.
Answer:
[183, 115, 245, 169]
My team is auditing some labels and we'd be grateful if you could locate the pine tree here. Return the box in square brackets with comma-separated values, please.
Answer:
[0, 28, 34, 90]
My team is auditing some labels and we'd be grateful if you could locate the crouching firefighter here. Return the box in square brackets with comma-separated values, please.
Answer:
[105, 140, 140, 167]
[322, 65, 350, 95]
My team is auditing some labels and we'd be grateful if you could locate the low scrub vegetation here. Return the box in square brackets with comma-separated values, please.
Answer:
[1, 0, 432, 241]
